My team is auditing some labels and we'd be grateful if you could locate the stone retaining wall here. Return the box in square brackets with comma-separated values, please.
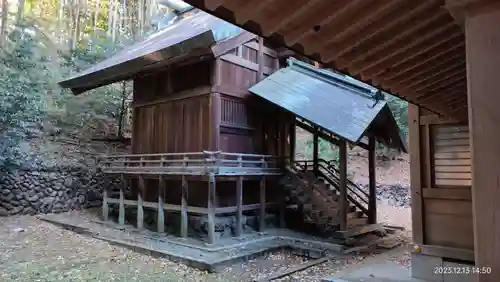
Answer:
[0, 167, 120, 216]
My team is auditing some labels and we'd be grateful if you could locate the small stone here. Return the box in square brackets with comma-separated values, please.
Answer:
[0, 207, 8, 216]
[1, 189, 11, 195]
[9, 206, 23, 215]
[28, 195, 39, 202]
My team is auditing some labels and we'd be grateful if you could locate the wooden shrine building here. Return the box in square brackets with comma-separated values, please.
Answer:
[59, 10, 405, 245]
[179, 1, 500, 281]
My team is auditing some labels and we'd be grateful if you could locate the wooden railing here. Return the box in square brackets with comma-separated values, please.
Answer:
[99, 151, 282, 176]
[293, 159, 369, 215]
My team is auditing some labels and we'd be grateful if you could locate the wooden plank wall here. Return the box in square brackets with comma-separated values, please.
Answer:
[213, 38, 286, 155]
[409, 104, 474, 261]
[132, 60, 212, 154]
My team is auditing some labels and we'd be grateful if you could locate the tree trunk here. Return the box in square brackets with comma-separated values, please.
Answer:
[112, 0, 118, 41]
[94, 0, 100, 31]
[16, 0, 25, 23]
[72, 0, 80, 50]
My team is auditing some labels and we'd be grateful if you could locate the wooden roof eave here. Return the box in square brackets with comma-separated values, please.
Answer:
[182, 0, 467, 120]
[59, 31, 217, 95]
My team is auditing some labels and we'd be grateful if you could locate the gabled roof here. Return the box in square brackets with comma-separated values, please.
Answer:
[58, 11, 256, 95]
[249, 58, 407, 152]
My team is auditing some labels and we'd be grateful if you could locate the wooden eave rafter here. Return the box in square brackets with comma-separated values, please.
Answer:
[184, 0, 467, 120]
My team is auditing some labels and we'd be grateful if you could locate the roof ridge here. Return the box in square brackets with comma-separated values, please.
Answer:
[286, 57, 379, 101]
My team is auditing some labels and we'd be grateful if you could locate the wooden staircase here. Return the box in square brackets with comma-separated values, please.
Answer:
[280, 160, 369, 233]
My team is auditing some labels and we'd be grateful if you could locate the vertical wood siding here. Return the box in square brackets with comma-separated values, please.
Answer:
[410, 106, 474, 258]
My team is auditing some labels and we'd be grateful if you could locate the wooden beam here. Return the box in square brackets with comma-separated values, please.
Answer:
[323, 0, 438, 61]
[233, 0, 275, 25]
[287, 0, 365, 46]
[263, 0, 323, 36]
[372, 36, 464, 84]
[368, 136, 377, 224]
[243, 41, 277, 57]
[420, 114, 458, 125]
[417, 245, 474, 262]
[257, 37, 264, 80]
[295, 120, 340, 146]
[422, 188, 472, 200]
[211, 31, 257, 57]
[106, 198, 210, 214]
[131, 86, 212, 108]
[339, 139, 348, 231]
[207, 172, 216, 244]
[338, 10, 451, 68]
[309, 0, 406, 53]
[219, 53, 274, 75]
[409, 104, 424, 244]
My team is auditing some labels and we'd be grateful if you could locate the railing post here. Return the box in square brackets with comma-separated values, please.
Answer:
[368, 136, 377, 224]
[235, 156, 243, 237]
[181, 156, 188, 238]
[259, 157, 267, 232]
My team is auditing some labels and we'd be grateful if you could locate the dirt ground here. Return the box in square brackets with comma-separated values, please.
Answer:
[0, 201, 411, 282]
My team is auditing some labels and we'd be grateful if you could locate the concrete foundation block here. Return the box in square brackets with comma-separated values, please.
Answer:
[411, 252, 443, 282]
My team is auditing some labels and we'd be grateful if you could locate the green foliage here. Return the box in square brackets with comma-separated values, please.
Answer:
[0, 19, 130, 167]
[0, 24, 49, 166]
[386, 94, 408, 137]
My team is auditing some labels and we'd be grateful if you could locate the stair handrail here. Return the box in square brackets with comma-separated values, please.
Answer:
[293, 159, 370, 216]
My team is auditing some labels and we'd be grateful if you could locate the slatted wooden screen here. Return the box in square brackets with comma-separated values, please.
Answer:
[432, 124, 471, 187]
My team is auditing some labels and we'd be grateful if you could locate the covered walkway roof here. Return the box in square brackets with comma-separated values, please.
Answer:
[183, 0, 467, 119]
[250, 58, 407, 153]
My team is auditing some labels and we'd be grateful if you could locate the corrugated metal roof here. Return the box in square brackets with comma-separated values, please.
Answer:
[59, 11, 243, 95]
[249, 58, 406, 152]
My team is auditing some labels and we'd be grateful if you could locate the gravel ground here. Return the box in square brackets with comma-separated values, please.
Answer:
[0, 212, 371, 282]
[0, 215, 232, 282]
[0, 198, 412, 282]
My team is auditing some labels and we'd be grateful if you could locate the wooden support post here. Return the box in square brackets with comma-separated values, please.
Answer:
[137, 157, 145, 229]
[236, 156, 243, 237]
[181, 156, 188, 238]
[207, 172, 216, 244]
[157, 175, 165, 233]
[368, 136, 377, 224]
[339, 140, 348, 231]
[313, 128, 319, 174]
[290, 119, 296, 163]
[258, 36, 264, 80]
[259, 157, 267, 231]
[408, 104, 423, 245]
[102, 175, 109, 221]
[118, 173, 125, 225]
[137, 175, 144, 229]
